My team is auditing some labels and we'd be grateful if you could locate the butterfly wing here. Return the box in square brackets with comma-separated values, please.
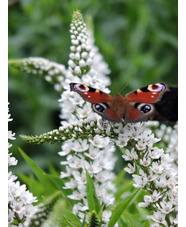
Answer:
[70, 83, 123, 122]
[123, 83, 175, 122]
[126, 83, 169, 103]
[70, 82, 177, 123]
[70, 83, 112, 102]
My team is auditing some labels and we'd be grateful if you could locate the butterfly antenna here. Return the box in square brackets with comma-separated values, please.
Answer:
[119, 81, 130, 94]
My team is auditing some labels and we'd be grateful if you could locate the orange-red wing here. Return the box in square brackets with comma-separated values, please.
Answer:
[70, 83, 112, 103]
[126, 83, 168, 103]
[126, 90, 161, 103]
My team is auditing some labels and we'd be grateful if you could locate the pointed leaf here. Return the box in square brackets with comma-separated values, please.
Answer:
[86, 170, 101, 213]
[108, 189, 140, 227]
[63, 209, 81, 226]
[18, 148, 57, 194]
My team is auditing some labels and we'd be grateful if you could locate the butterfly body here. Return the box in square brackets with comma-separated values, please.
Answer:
[70, 82, 177, 123]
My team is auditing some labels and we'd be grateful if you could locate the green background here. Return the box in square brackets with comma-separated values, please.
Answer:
[8, 0, 178, 174]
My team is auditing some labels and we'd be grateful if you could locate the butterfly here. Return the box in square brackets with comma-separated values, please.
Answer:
[70, 82, 178, 123]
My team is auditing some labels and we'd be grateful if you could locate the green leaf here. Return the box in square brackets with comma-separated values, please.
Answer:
[80, 215, 87, 227]
[115, 181, 134, 201]
[113, 169, 125, 185]
[63, 209, 82, 227]
[108, 189, 140, 227]
[97, 204, 104, 223]
[86, 170, 101, 213]
[18, 147, 57, 194]
[144, 219, 150, 227]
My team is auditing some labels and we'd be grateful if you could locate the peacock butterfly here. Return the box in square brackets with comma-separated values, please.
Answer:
[70, 82, 178, 123]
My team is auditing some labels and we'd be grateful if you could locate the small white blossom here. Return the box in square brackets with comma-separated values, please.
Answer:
[148, 190, 163, 202]
[151, 162, 164, 174]
[138, 195, 150, 207]
[159, 200, 174, 214]
[167, 178, 177, 190]
[63, 178, 77, 189]
[72, 139, 89, 152]
[102, 210, 112, 223]
[124, 163, 136, 174]
[147, 211, 167, 225]
[133, 174, 148, 188]
[140, 156, 151, 167]
[89, 135, 110, 148]
[68, 190, 85, 200]
[122, 148, 138, 161]
[150, 147, 164, 159]
[155, 175, 168, 188]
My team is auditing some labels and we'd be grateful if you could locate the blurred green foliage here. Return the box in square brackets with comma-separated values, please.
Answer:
[8, 0, 177, 174]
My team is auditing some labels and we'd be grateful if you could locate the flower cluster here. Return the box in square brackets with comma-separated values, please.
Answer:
[57, 11, 116, 224]
[8, 105, 38, 226]
[11, 57, 68, 92]
[121, 122, 178, 226]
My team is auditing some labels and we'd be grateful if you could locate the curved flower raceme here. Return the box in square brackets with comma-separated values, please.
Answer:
[57, 11, 116, 225]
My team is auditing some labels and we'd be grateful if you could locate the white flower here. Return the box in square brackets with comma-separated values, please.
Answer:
[8, 210, 14, 224]
[140, 156, 151, 167]
[63, 178, 77, 189]
[72, 170, 87, 184]
[8, 153, 18, 166]
[138, 195, 150, 207]
[149, 147, 164, 159]
[155, 175, 167, 188]
[11, 201, 24, 214]
[122, 148, 138, 161]
[136, 140, 147, 150]
[72, 203, 88, 215]
[69, 93, 84, 105]
[81, 51, 88, 59]
[124, 163, 136, 174]
[151, 162, 164, 174]
[9, 181, 26, 200]
[147, 211, 167, 225]
[95, 171, 115, 183]
[60, 166, 72, 178]
[84, 145, 100, 160]
[167, 178, 177, 189]
[8, 130, 16, 140]
[58, 141, 73, 156]
[146, 170, 157, 182]
[20, 191, 37, 204]
[159, 200, 174, 214]
[133, 174, 148, 188]
[116, 134, 129, 147]
[83, 159, 102, 174]
[89, 135, 110, 148]
[97, 151, 116, 170]
[68, 190, 85, 200]
[24, 204, 38, 218]
[148, 190, 163, 202]
[72, 139, 89, 152]
[76, 103, 92, 118]
[102, 210, 112, 223]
